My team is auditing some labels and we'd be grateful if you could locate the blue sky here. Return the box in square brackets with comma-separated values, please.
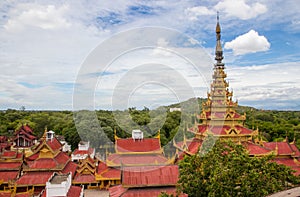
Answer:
[0, 0, 300, 110]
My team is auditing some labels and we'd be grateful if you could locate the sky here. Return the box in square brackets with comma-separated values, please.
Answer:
[0, 0, 300, 110]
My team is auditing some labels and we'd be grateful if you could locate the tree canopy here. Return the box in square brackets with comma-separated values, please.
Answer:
[177, 138, 299, 197]
[1, 98, 300, 151]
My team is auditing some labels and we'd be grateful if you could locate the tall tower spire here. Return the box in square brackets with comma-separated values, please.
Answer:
[215, 12, 224, 67]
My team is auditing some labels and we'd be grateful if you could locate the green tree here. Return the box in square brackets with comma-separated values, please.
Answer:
[178, 138, 299, 197]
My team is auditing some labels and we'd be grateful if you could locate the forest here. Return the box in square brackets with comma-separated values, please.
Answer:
[1, 98, 300, 151]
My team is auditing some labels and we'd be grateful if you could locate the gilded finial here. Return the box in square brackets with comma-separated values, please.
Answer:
[292, 129, 296, 144]
[114, 128, 119, 140]
[155, 129, 161, 139]
[216, 11, 221, 33]
[285, 130, 288, 142]
[215, 12, 224, 65]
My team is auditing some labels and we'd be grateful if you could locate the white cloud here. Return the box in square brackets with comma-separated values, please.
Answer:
[224, 30, 270, 55]
[4, 4, 71, 31]
[214, 0, 267, 20]
[0, 0, 299, 110]
[227, 62, 300, 110]
[185, 6, 215, 21]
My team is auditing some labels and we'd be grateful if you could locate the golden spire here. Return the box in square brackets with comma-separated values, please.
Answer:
[215, 12, 224, 67]
[292, 130, 296, 144]
[155, 129, 161, 139]
[114, 128, 119, 140]
[42, 126, 48, 139]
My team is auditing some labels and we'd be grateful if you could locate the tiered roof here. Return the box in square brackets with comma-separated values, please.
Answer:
[15, 130, 77, 189]
[0, 150, 23, 184]
[96, 162, 121, 181]
[193, 16, 258, 142]
[14, 124, 36, 147]
[105, 132, 170, 167]
[73, 157, 97, 184]
[107, 130, 180, 195]
[174, 15, 300, 176]
[0, 136, 12, 152]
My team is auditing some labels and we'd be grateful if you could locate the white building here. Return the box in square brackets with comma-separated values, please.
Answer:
[71, 141, 95, 162]
[40, 172, 83, 197]
[56, 135, 72, 152]
[169, 107, 181, 112]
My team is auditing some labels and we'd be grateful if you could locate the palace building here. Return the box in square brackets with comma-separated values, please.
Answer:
[15, 130, 77, 195]
[107, 129, 181, 196]
[1, 15, 300, 196]
[13, 124, 37, 149]
[174, 16, 300, 175]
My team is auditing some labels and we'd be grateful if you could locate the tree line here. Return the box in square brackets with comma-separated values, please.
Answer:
[1, 98, 300, 150]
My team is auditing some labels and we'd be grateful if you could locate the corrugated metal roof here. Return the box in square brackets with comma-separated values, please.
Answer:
[122, 165, 178, 187]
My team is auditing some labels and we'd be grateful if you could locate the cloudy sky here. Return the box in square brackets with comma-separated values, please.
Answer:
[0, 0, 300, 110]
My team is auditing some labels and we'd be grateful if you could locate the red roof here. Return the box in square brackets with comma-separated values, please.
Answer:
[203, 111, 243, 119]
[0, 136, 8, 142]
[122, 165, 179, 187]
[263, 142, 294, 155]
[197, 125, 255, 135]
[73, 147, 94, 156]
[109, 186, 187, 197]
[27, 152, 39, 161]
[46, 137, 62, 152]
[175, 139, 202, 156]
[109, 185, 127, 197]
[73, 174, 96, 183]
[22, 125, 33, 133]
[67, 186, 83, 197]
[243, 142, 272, 155]
[97, 162, 108, 173]
[187, 139, 202, 154]
[107, 154, 168, 166]
[0, 171, 19, 182]
[0, 162, 22, 170]
[15, 131, 36, 140]
[97, 162, 121, 179]
[27, 158, 58, 169]
[100, 168, 121, 179]
[31, 136, 62, 156]
[15, 125, 33, 134]
[0, 142, 12, 151]
[62, 161, 77, 177]
[55, 152, 70, 164]
[1, 150, 20, 158]
[0, 191, 11, 197]
[14, 125, 36, 144]
[273, 158, 300, 175]
[116, 138, 161, 153]
[14, 193, 32, 197]
[2, 151, 17, 157]
[290, 144, 300, 157]
[274, 158, 297, 166]
[25, 151, 69, 170]
[16, 172, 53, 185]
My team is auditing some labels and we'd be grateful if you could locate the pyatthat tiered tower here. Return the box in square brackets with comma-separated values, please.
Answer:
[195, 15, 258, 142]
